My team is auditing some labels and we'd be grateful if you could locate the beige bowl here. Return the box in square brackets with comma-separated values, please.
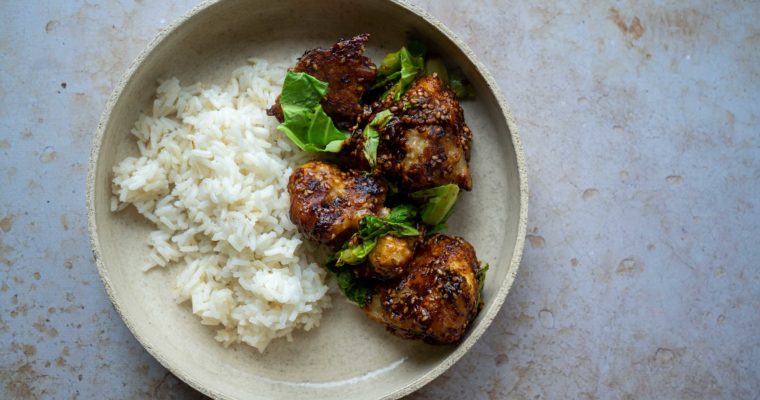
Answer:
[87, 0, 527, 398]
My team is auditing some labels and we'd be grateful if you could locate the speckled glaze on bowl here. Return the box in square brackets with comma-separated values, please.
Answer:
[86, 0, 527, 399]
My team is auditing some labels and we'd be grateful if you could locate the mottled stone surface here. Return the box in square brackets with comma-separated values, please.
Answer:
[1, 1, 758, 399]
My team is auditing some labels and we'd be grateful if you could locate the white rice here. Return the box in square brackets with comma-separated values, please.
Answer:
[110, 58, 330, 352]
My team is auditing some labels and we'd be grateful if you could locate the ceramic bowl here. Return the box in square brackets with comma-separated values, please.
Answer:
[87, 0, 527, 398]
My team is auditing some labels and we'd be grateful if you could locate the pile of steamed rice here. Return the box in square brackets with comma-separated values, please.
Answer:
[110, 58, 330, 352]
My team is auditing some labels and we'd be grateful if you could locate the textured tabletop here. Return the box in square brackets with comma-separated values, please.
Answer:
[1, 1, 759, 399]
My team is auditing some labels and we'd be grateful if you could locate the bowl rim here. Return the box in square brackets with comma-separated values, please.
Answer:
[86, 0, 528, 398]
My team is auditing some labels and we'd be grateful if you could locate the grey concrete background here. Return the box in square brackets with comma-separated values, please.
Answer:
[1, 0, 758, 399]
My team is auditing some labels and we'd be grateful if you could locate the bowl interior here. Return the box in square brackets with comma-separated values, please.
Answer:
[90, 0, 525, 399]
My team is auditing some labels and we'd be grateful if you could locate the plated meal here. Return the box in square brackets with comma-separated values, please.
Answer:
[111, 33, 487, 351]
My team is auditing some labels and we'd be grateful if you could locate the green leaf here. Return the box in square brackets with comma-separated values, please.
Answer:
[377, 51, 401, 77]
[449, 68, 475, 99]
[450, 79, 475, 99]
[335, 238, 378, 266]
[410, 184, 460, 226]
[424, 58, 449, 85]
[276, 71, 348, 152]
[279, 71, 327, 116]
[422, 57, 474, 99]
[476, 262, 489, 306]
[426, 223, 447, 235]
[335, 270, 371, 306]
[359, 214, 419, 239]
[386, 204, 418, 223]
[307, 104, 347, 152]
[325, 204, 422, 306]
[362, 110, 393, 168]
[386, 220, 420, 236]
[330, 205, 419, 269]
[370, 70, 400, 90]
[385, 47, 424, 100]
[357, 215, 386, 238]
[375, 46, 424, 101]
[324, 255, 372, 306]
